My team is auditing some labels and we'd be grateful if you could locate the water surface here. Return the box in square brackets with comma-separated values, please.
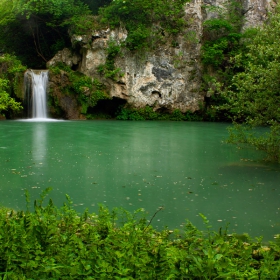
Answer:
[0, 120, 279, 241]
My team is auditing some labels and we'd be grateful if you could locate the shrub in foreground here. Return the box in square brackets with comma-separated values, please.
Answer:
[0, 190, 280, 279]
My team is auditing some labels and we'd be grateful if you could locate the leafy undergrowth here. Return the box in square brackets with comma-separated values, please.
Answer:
[0, 189, 280, 279]
[116, 106, 203, 121]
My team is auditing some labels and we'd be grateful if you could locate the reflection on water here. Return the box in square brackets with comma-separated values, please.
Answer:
[32, 123, 47, 162]
[0, 121, 279, 241]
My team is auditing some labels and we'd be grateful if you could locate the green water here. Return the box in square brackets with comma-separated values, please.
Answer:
[0, 120, 279, 240]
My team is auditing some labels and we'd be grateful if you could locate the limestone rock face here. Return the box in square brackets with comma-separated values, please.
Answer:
[47, 0, 273, 118]
[70, 1, 204, 113]
[202, 0, 275, 28]
[242, 0, 276, 29]
[114, 53, 202, 112]
[47, 48, 81, 69]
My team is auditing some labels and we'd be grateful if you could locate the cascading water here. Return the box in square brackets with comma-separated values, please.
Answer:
[24, 70, 49, 119]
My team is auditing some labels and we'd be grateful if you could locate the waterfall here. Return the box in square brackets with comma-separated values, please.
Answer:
[24, 70, 49, 119]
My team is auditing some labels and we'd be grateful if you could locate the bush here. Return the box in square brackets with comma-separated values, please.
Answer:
[99, 0, 190, 51]
[227, 122, 280, 163]
[201, 1, 244, 69]
[0, 84, 23, 115]
[116, 106, 203, 121]
[116, 107, 146, 120]
[0, 54, 26, 117]
[170, 109, 186, 121]
[0, 0, 91, 67]
[212, 6, 280, 162]
[49, 63, 110, 115]
[0, 189, 280, 279]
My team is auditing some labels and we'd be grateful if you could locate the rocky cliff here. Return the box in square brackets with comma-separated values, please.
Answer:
[47, 0, 275, 119]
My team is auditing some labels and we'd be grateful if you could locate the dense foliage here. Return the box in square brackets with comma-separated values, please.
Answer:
[116, 106, 202, 121]
[200, 0, 246, 122]
[49, 63, 110, 117]
[226, 123, 280, 163]
[0, 190, 280, 279]
[200, 2, 280, 162]
[0, 81, 22, 116]
[99, 0, 190, 50]
[0, 0, 190, 67]
[0, 54, 26, 118]
[202, 2, 243, 69]
[82, 0, 112, 15]
[216, 10, 280, 126]
[0, 0, 91, 67]
[212, 6, 280, 162]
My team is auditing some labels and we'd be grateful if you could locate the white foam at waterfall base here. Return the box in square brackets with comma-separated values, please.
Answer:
[18, 118, 63, 122]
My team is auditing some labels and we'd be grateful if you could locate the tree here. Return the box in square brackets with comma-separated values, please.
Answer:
[217, 6, 280, 125]
[202, 1, 244, 69]
[200, 0, 246, 122]
[0, 0, 90, 67]
[215, 6, 280, 162]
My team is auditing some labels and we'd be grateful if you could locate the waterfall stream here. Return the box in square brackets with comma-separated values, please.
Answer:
[25, 70, 49, 119]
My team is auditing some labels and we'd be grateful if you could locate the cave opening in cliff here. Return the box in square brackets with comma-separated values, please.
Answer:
[87, 97, 127, 118]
